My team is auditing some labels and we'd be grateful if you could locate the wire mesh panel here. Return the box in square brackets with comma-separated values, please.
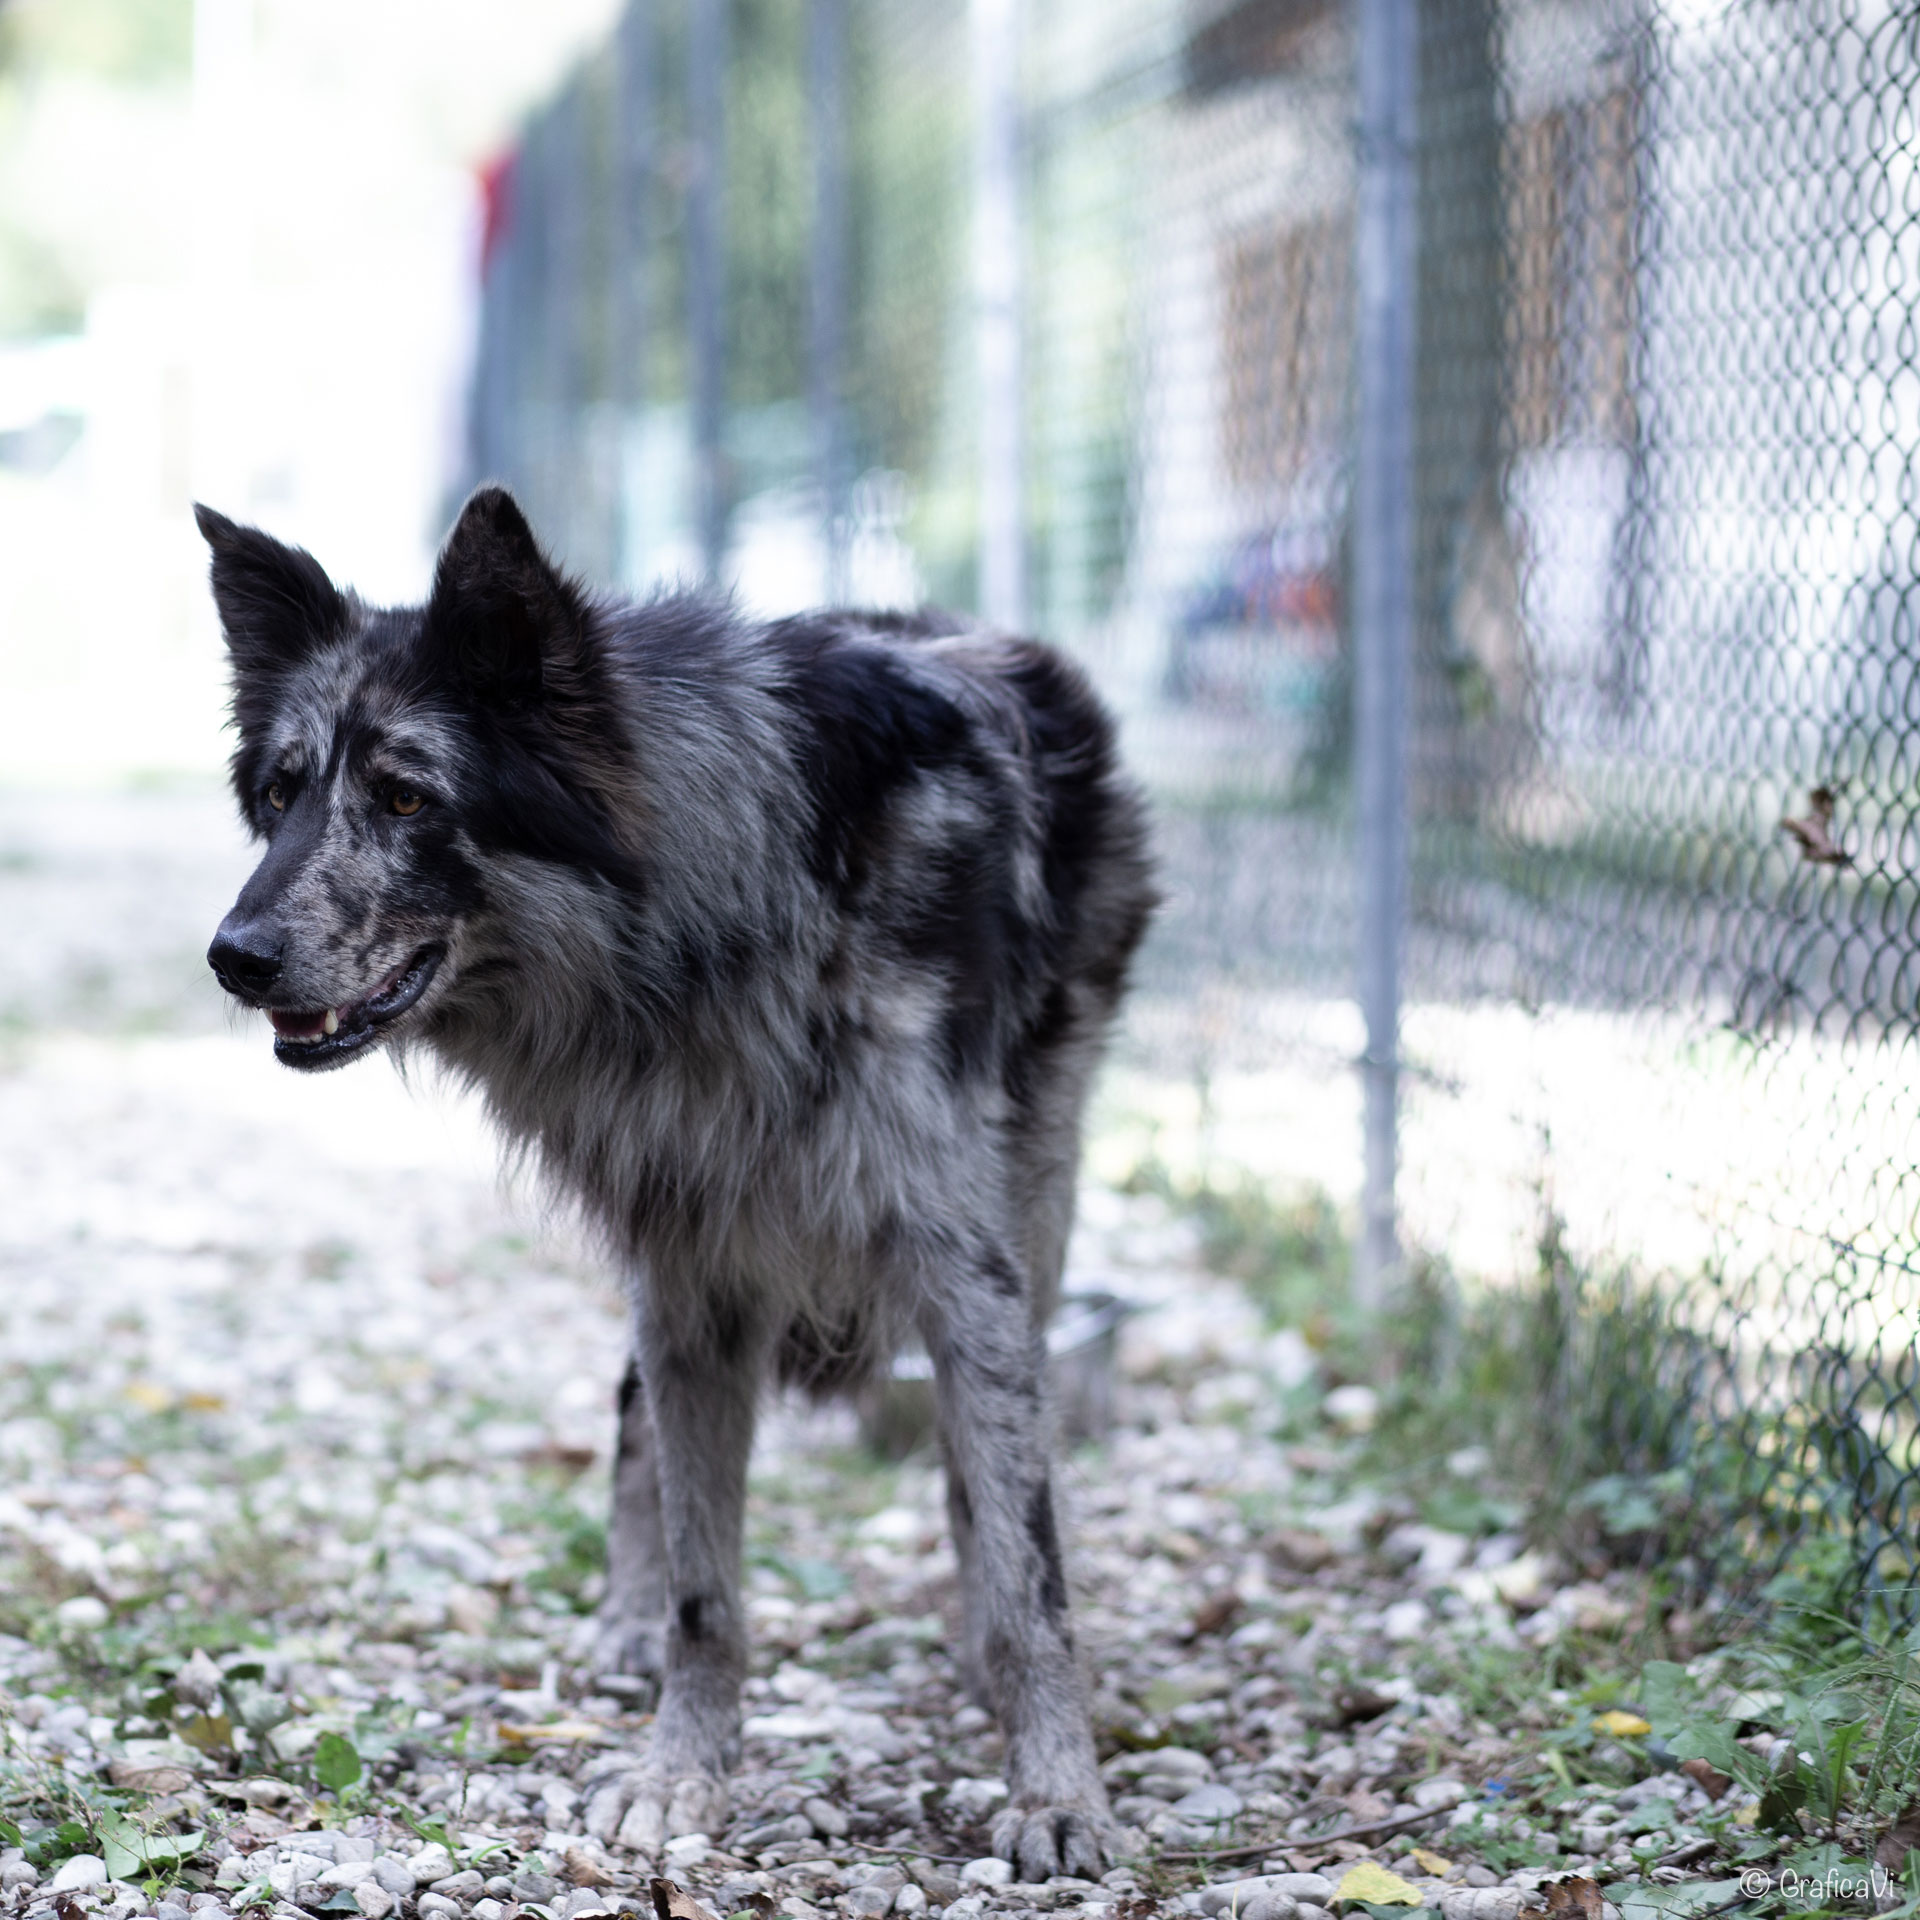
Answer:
[466, 0, 1920, 1619]
[1409, 0, 1920, 1616]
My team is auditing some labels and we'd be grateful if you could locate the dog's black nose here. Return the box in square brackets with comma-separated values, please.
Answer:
[208, 924, 284, 996]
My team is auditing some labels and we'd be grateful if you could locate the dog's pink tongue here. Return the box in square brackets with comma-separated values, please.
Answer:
[271, 1008, 327, 1039]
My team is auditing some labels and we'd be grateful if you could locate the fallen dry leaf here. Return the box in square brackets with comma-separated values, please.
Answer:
[1782, 786, 1852, 867]
[565, 1847, 617, 1889]
[1333, 1862, 1423, 1907]
[1188, 1590, 1246, 1638]
[1267, 1527, 1337, 1573]
[1544, 1877, 1605, 1920]
[1680, 1756, 1732, 1801]
[650, 1880, 720, 1920]
[1876, 1800, 1920, 1871]
[1335, 1684, 1402, 1726]
[497, 1719, 612, 1745]
[1591, 1709, 1651, 1738]
[1410, 1848, 1454, 1876]
[1344, 1788, 1394, 1824]
[108, 1760, 197, 1793]
[233, 1810, 296, 1844]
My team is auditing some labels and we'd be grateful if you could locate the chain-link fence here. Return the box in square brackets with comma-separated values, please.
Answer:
[464, 0, 1920, 1624]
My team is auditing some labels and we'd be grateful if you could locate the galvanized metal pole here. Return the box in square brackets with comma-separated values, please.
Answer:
[1353, 0, 1418, 1310]
[688, 0, 729, 584]
[549, 85, 588, 552]
[972, 0, 1025, 631]
[612, 0, 654, 580]
[809, 0, 850, 604]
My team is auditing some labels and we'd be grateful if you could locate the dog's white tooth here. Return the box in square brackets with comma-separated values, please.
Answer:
[323, 1008, 339, 1035]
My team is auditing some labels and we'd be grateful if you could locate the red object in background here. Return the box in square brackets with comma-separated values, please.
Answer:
[477, 150, 518, 279]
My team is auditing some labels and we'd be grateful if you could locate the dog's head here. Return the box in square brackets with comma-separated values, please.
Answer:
[201, 487, 631, 1071]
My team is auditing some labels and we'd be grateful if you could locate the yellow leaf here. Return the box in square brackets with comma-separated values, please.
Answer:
[1732, 1802, 1761, 1827]
[126, 1382, 172, 1413]
[1334, 1863, 1423, 1907]
[182, 1391, 228, 1413]
[497, 1720, 608, 1745]
[1591, 1710, 1651, 1737]
[1410, 1849, 1454, 1877]
[178, 1714, 233, 1753]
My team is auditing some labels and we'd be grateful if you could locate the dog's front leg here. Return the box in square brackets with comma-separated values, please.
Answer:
[594, 1347, 669, 1684]
[926, 1267, 1115, 1880]
[584, 1290, 761, 1855]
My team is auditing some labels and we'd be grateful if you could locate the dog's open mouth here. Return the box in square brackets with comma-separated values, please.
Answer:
[269, 946, 445, 1069]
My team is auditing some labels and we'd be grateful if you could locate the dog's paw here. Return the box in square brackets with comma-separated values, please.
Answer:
[582, 1762, 728, 1855]
[990, 1803, 1115, 1882]
[591, 1612, 666, 1684]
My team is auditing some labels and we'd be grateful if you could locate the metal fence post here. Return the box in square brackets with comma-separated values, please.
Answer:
[612, 0, 655, 583]
[689, 0, 729, 585]
[809, 0, 850, 605]
[547, 85, 589, 564]
[1353, 0, 1419, 1311]
[973, 0, 1025, 632]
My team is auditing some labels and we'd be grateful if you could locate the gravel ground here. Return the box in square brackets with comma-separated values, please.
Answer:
[0, 791, 1747, 1920]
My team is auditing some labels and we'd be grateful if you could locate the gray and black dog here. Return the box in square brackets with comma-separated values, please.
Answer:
[198, 486, 1154, 1879]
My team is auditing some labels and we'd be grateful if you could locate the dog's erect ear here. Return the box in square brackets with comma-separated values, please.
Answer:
[195, 504, 347, 677]
[424, 487, 590, 710]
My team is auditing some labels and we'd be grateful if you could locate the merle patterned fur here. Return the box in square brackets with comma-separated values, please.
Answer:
[198, 488, 1155, 1878]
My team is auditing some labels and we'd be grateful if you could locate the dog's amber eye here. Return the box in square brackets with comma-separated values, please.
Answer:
[391, 789, 425, 817]
[266, 782, 285, 812]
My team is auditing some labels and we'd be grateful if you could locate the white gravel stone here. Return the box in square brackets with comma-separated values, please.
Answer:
[961, 1859, 1015, 1889]
[270, 1854, 329, 1897]
[1262, 1876, 1335, 1904]
[947, 1779, 1010, 1818]
[1238, 1899, 1298, 1920]
[804, 1797, 851, 1839]
[1442, 1892, 1525, 1920]
[371, 1858, 418, 1897]
[50, 1857, 109, 1893]
[408, 1846, 457, 1887]
[1170, 1785, 1244, 1822]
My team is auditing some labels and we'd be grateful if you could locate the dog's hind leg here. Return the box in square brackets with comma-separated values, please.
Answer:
[584, 1286, 763, 1854]
[594, 1347, 668, 1686]
[925, 1250, 1115, 1881]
